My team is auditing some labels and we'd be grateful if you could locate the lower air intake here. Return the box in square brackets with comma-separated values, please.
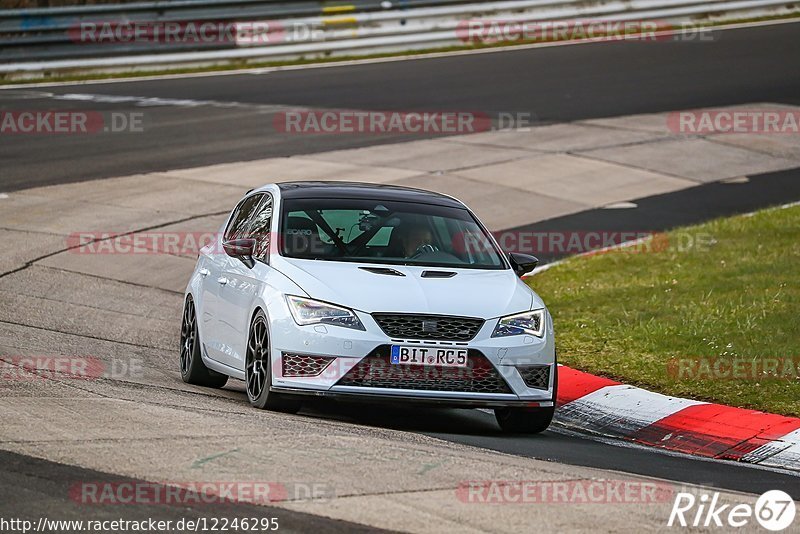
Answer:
[282, 353, 334, 377]
[517, 365, 551, 390]
[336, 347, 512, 394]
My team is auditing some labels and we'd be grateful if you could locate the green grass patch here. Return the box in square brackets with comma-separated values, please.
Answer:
[527, 204, 800, 416]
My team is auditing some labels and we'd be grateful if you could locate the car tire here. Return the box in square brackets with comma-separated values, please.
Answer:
[180, 295, 228, 388]
[494, 363, 558, 434]
[245, 310, 301, 414]
[494, 405, 555, 434]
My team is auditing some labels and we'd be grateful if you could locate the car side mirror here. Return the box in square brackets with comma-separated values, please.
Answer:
[223, 238, 256, 269]
[508, 252, 538, 277]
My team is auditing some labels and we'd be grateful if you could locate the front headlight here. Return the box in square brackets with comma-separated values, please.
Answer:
[491, 309, 545, 338]
[285, 296, 365, 331]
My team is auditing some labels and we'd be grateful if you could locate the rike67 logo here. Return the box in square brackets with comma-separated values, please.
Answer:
[669, 490, 796, 531]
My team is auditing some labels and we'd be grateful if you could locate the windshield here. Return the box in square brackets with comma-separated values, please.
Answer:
[280, 198, 506, 270]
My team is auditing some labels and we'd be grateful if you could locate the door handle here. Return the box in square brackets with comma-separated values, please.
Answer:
[217, 277, 229, 285]
[198, 268, 210, 277]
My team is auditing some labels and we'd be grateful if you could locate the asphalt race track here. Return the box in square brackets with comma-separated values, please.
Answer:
[1, 23, 800, 191]
[0, 450, 389, 534]
[510, 166, 800, 264]
[301, 399, 800, 499]
[1, 20, 800, 530]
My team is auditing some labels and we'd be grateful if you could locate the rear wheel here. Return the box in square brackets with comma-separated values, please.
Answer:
[245, 310, 301, 413]
[180, 296, 228, 388]
[495, 364, 558, 434]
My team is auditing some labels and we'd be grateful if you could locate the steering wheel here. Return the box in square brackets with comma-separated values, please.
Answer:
[410, 243, 439, 259]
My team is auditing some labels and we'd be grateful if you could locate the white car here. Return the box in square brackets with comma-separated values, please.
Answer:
[180, 182, 557, 433]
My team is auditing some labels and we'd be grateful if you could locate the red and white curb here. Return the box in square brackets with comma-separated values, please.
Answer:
[555, 366, 800, 472]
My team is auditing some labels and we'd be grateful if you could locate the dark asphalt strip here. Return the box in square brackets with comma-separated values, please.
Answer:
[1, 22, 799, 190]
[430, 424, 800, 500]
[504, 166, 800, 264]
[37, 23, 800, 116]
[0, 449, 393, 533]
[299, 401, 800, 499]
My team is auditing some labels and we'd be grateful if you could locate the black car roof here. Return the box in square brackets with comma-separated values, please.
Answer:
[276, 181, 465, 208]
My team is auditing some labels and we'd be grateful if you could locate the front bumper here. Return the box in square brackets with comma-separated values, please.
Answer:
[271, 386, 554, 408]
[268, 306, 556, 406]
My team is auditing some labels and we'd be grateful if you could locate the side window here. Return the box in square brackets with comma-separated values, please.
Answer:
[224, 194, 263, 241]
[247, 194, 273, 262]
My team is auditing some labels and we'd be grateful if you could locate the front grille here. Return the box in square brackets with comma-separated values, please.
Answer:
[518, 365, 551, 390]
[282, 353, 334, 377]
[336, 346, 512, 394]
[372, 314, 484, 341]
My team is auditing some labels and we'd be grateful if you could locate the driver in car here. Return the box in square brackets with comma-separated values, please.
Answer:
[396, 221, 436, 258]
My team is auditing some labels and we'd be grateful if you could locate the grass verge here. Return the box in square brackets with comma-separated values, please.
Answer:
[526, 204, 800, 416]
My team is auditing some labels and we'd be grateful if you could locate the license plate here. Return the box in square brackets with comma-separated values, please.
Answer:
[390, 345, 468, 367]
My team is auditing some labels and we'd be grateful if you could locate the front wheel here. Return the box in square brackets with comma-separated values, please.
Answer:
[494, 406, 554, 434]
[245, 310, 301, 413]
[495, 364, 557, 434]
[180, 296, 228, 388]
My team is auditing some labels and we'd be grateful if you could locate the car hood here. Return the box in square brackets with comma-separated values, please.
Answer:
[273, 258, 538, 318]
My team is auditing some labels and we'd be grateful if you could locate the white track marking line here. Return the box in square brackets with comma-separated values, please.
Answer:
[46, 92, 303, 111]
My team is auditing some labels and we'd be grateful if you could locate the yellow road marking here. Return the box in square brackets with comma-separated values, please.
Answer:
[322, 5, 355, 13]
[322, 16, 358, 26]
